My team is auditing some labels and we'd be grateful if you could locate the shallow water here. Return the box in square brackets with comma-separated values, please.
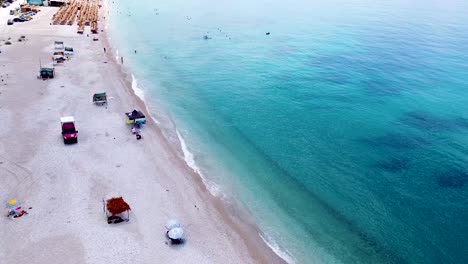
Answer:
[107, 0, 468, 263]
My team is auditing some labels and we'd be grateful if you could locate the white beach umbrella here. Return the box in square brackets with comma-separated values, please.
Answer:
[165, 219, 181, 230]
[167, 227, 184, 240]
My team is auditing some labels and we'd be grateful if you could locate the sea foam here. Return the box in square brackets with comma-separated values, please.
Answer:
[176, 130, 223, 197]
[131, 74, 145, 101]
[260, 233, 296, 264]
[129, 74, 161, 125]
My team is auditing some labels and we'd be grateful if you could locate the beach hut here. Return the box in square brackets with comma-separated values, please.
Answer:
[64, 47, 74, 58]
[125, 110, 146, 124]
[54, 41, 64, 50]
[40, 67, 55, 79]
[93, 92, 107, 105]
[103, 197, 131, 224]
[53, 51, 65, 64]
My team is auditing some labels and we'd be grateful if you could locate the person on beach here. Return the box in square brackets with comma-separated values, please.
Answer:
[121, 56, 124, 64]
[134, 50, 137, 54]
[7, 207, 28, 218]
[104, 47, 106, 53]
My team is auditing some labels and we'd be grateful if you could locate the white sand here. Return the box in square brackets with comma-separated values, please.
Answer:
[0, 4, 284, 264]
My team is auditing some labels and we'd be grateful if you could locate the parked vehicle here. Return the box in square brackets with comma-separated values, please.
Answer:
[10, 10, 14, 15]
[7, 19, 13, 25]
[60, 116, 78, 144]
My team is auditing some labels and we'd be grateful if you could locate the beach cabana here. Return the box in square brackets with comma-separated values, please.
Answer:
[125, 109, 146, 124]
[64, 46, 74, 58]
[40, 67, 55, 79]
[103, 197, 131, 224]
[54, 41, 64, 50]
[93, 92, 107, 105]
[53, 51, 65, 64]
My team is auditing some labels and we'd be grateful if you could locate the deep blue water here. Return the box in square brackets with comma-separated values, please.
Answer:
[107, 0, 468, 263]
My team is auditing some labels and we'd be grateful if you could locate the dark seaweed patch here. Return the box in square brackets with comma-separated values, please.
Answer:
[362, 132, 428, 150]
[453, 117, 468, 129]
[402, 111, 449, 131]
[272, 73, 294, 81]
[305, 54, 359, 72]
[437, 169, 468, 189]
[375, 157, 410, 173]
[362, 79, 401, 96]
[318, 73, 351, 85]
[401, 111, 468, 132]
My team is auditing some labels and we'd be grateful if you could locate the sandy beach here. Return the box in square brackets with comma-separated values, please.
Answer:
[0, 3, 284, 264]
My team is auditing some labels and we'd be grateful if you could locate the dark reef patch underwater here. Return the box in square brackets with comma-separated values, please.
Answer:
[436, 168, 468, 189]
[401, 111, 468, 132]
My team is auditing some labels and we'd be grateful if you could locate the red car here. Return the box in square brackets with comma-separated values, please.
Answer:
[60, 116, 78, 144]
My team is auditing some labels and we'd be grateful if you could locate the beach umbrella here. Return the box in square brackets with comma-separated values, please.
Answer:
[6, 199, 20, 209]
[165, 219, 181, 230]
[167, 227, 184, 240]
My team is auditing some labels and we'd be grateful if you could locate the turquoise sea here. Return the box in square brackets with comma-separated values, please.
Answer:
[106, 0, 468, 263]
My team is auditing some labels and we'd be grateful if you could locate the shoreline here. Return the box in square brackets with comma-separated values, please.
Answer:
[0, 1, 287, 263]
[101, 2, 289, 262]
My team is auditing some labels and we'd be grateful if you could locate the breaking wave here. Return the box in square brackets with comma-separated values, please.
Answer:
[176, 130, 223, 197]
[260, 233, 296, 264]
